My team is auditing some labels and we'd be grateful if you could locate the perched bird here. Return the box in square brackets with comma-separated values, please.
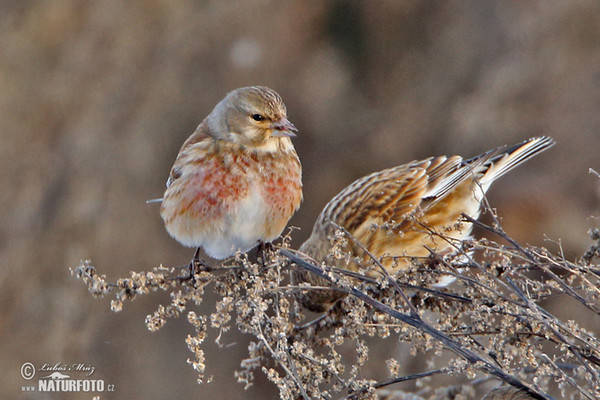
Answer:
[294, 136, 555, 311]
[160, 86, 302, 268]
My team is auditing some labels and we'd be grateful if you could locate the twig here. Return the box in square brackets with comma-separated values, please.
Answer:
[540, 354, 594, 400]
[343, 368, 449, 400]
[505, 277, 600, 388]
[281, 249, 554, 400]
[257, 324, 310, 400]
[331, 222, 418, 316]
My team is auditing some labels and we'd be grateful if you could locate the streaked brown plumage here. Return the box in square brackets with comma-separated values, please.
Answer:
[294, 136, 555, 311]
[160, 86, 302, 261]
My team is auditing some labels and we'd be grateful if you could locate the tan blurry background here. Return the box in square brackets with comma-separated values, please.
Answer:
[2, 1, 600, 399]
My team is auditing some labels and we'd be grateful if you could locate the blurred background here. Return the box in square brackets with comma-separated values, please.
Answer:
[2, 1, 599, 399]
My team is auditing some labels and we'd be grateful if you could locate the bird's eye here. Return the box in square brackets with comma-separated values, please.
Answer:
[251, 114, 265, 122]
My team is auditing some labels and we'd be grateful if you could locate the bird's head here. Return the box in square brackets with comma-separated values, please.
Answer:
[206, 86, 297, 150]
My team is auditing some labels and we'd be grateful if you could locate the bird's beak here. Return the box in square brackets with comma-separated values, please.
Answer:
[271, 118, 297, 137]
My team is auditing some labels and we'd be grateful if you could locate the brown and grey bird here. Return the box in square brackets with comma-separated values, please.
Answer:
[294, 136, 555, 311]
[160, 86, 302, 263]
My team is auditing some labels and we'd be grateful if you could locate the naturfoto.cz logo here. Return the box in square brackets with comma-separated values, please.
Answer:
[21, 362, 115, 393]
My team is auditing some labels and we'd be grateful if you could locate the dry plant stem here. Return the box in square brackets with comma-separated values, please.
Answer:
[331, 222, 417, 315]
[343, 368, 449, 400]
[459, 220, 600, 381]
[540, 353, 594, 400]
[460, 215, 600, 317]
[465, 216, 600, 350]
[372, 368, 447, 389]
[506, 277, 600, 390]
[469, 223, 600, 388]
[280, 249, 554, 400]
[292, 304, 347, 334]
[532, 247, 600, 315]
[295, 264, 473, 304]
[74, 221, 600, 399]
[422, 244, 518, 305]
[292, 348, 349, 390]
[462, 213, 533, 260]
[257, 325, 310, 400]
[410, 216, 526, 308]
[419, 219, 528, 305]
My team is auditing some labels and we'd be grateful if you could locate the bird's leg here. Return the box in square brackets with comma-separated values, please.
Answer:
[257, 241, 274, 267]
[188, 247, 210, 278]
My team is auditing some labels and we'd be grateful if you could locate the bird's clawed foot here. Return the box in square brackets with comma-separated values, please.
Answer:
[188, 247, 211, 280]
[257, 241, 275, 267]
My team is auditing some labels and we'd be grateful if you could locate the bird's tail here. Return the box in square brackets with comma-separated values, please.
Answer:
[470, 136, 556, 188]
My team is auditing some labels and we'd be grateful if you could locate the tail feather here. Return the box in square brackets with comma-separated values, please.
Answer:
[425, 136, 555, 202]
[475, 136, 556, 186]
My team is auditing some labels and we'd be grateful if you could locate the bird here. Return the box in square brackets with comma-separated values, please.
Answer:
[293, 136, 555, 311]
[159, 86, 302, 271]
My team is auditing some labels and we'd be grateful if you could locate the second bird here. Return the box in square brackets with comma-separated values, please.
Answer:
[160, 86, 302, 264]
[294, 136, 555, 311]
